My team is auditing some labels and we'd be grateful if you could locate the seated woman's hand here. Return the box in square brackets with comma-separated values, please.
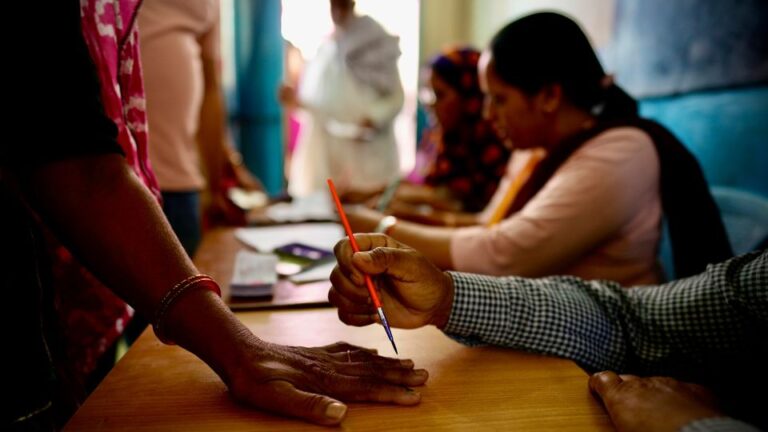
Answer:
[393, 184, 463, 212]
[342, 205, 384, 232]
[388, 201, 445, 226]
[226, 339, 428, 426]
[338, 187, 384, 205]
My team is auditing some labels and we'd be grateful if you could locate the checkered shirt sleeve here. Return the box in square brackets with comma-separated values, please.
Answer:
[443, 251, 767, 376]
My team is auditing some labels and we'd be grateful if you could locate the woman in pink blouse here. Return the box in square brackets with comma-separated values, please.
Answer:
[346, 12, 730, 286]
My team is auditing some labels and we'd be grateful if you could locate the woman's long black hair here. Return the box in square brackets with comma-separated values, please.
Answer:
[490, 11, 637, 121]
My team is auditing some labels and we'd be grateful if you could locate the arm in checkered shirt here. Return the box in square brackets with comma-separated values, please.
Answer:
[443, 251, 766, 376]
[444, 251, 766, 431]
[330, 234, 766, 431]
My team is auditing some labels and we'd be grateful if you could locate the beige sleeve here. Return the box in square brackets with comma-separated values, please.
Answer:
[450, 127, 659, 277]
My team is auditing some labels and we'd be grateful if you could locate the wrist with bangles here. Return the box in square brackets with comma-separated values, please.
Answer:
[152, 274, 222, 344]
[374, 215, 398, 235]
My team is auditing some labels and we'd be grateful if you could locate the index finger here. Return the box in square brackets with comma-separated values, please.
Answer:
[333, 234, 398, 283]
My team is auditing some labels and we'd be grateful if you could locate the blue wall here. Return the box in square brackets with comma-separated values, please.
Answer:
[639, 86, 768, 197]
[603, 0, 768, 199]
[604, 0, 768, 98]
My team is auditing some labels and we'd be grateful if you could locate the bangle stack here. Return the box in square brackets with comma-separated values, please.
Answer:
[374, 215, 398, 235]
[152, 274, 221, 345]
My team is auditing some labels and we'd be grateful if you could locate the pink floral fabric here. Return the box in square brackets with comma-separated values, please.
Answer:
[49, 0, 162, 380]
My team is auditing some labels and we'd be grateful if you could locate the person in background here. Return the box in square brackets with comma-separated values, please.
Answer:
[3, 1, 427, 429]
[281, 39, 305, 181]
[139, 0, 263, 258]
[280, 0, 403, 198]
[343, 46, 510, 219]
[345, 12, 731, 286]
[330, 234, 767, 431]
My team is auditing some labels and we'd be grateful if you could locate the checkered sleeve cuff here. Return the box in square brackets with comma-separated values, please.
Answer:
[443, 271, 518, 345]
[441, 271, 633, 371]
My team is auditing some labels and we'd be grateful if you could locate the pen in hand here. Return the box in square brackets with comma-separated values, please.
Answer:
[327, 178, 399, 355]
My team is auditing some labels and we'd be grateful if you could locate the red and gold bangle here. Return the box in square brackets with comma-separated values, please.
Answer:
[152, 274, 221, 344]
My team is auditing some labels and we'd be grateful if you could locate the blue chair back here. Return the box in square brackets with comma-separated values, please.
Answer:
[711, 186, 768, 255]
[659, 186, 768, 279]
[658, 219, 675, 280]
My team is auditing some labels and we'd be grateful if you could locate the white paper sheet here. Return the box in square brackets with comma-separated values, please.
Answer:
[289, 260, 337, 283]
[235, 222, 345, 253]
[265, 191, 338, 223]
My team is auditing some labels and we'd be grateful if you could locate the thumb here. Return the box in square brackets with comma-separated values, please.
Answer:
[352, 247, 413, 280]
[251, 380, 348, 426]
[589, 371, 622, 402]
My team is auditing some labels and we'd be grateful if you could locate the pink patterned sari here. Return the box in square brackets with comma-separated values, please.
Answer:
[49, 0, 161, 382]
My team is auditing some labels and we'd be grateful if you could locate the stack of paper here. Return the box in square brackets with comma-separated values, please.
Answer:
[230, 250, 279, 298]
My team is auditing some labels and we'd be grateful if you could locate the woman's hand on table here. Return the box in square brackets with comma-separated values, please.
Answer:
[226, 339, 428, 426]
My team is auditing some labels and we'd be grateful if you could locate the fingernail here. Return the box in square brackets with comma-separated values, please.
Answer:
[402, 387, 421, 402]
[415, 369, 428, 378]
[325, 402, 347, 420]
[400, 359, 414, 368]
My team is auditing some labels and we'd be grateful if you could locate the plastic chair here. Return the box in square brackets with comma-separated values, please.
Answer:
[711, 186, 768, 255]
[659, 186, 768, 280]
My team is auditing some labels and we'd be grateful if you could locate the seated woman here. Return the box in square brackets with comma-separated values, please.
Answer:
[346, 12, 731, 286]
[343, 47, 509, 217]
[399, 47, 511, 215]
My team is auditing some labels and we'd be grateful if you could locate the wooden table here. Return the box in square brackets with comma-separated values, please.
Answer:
[65, 308, 612, 431]
[65, 227, 614, 431]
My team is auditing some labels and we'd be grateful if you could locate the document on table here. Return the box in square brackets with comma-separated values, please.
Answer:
[288, 260, 336, 283]
[230, 250, 279, 298]
[235, 222, 345, 254]
[265, 192, 337, 223]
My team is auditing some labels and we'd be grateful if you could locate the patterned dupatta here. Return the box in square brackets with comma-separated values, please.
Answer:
[78, 0, 159, 198]
[48, 0, 162, 381]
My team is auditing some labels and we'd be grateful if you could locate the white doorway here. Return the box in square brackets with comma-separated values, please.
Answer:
[281, 0, 421, 174]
